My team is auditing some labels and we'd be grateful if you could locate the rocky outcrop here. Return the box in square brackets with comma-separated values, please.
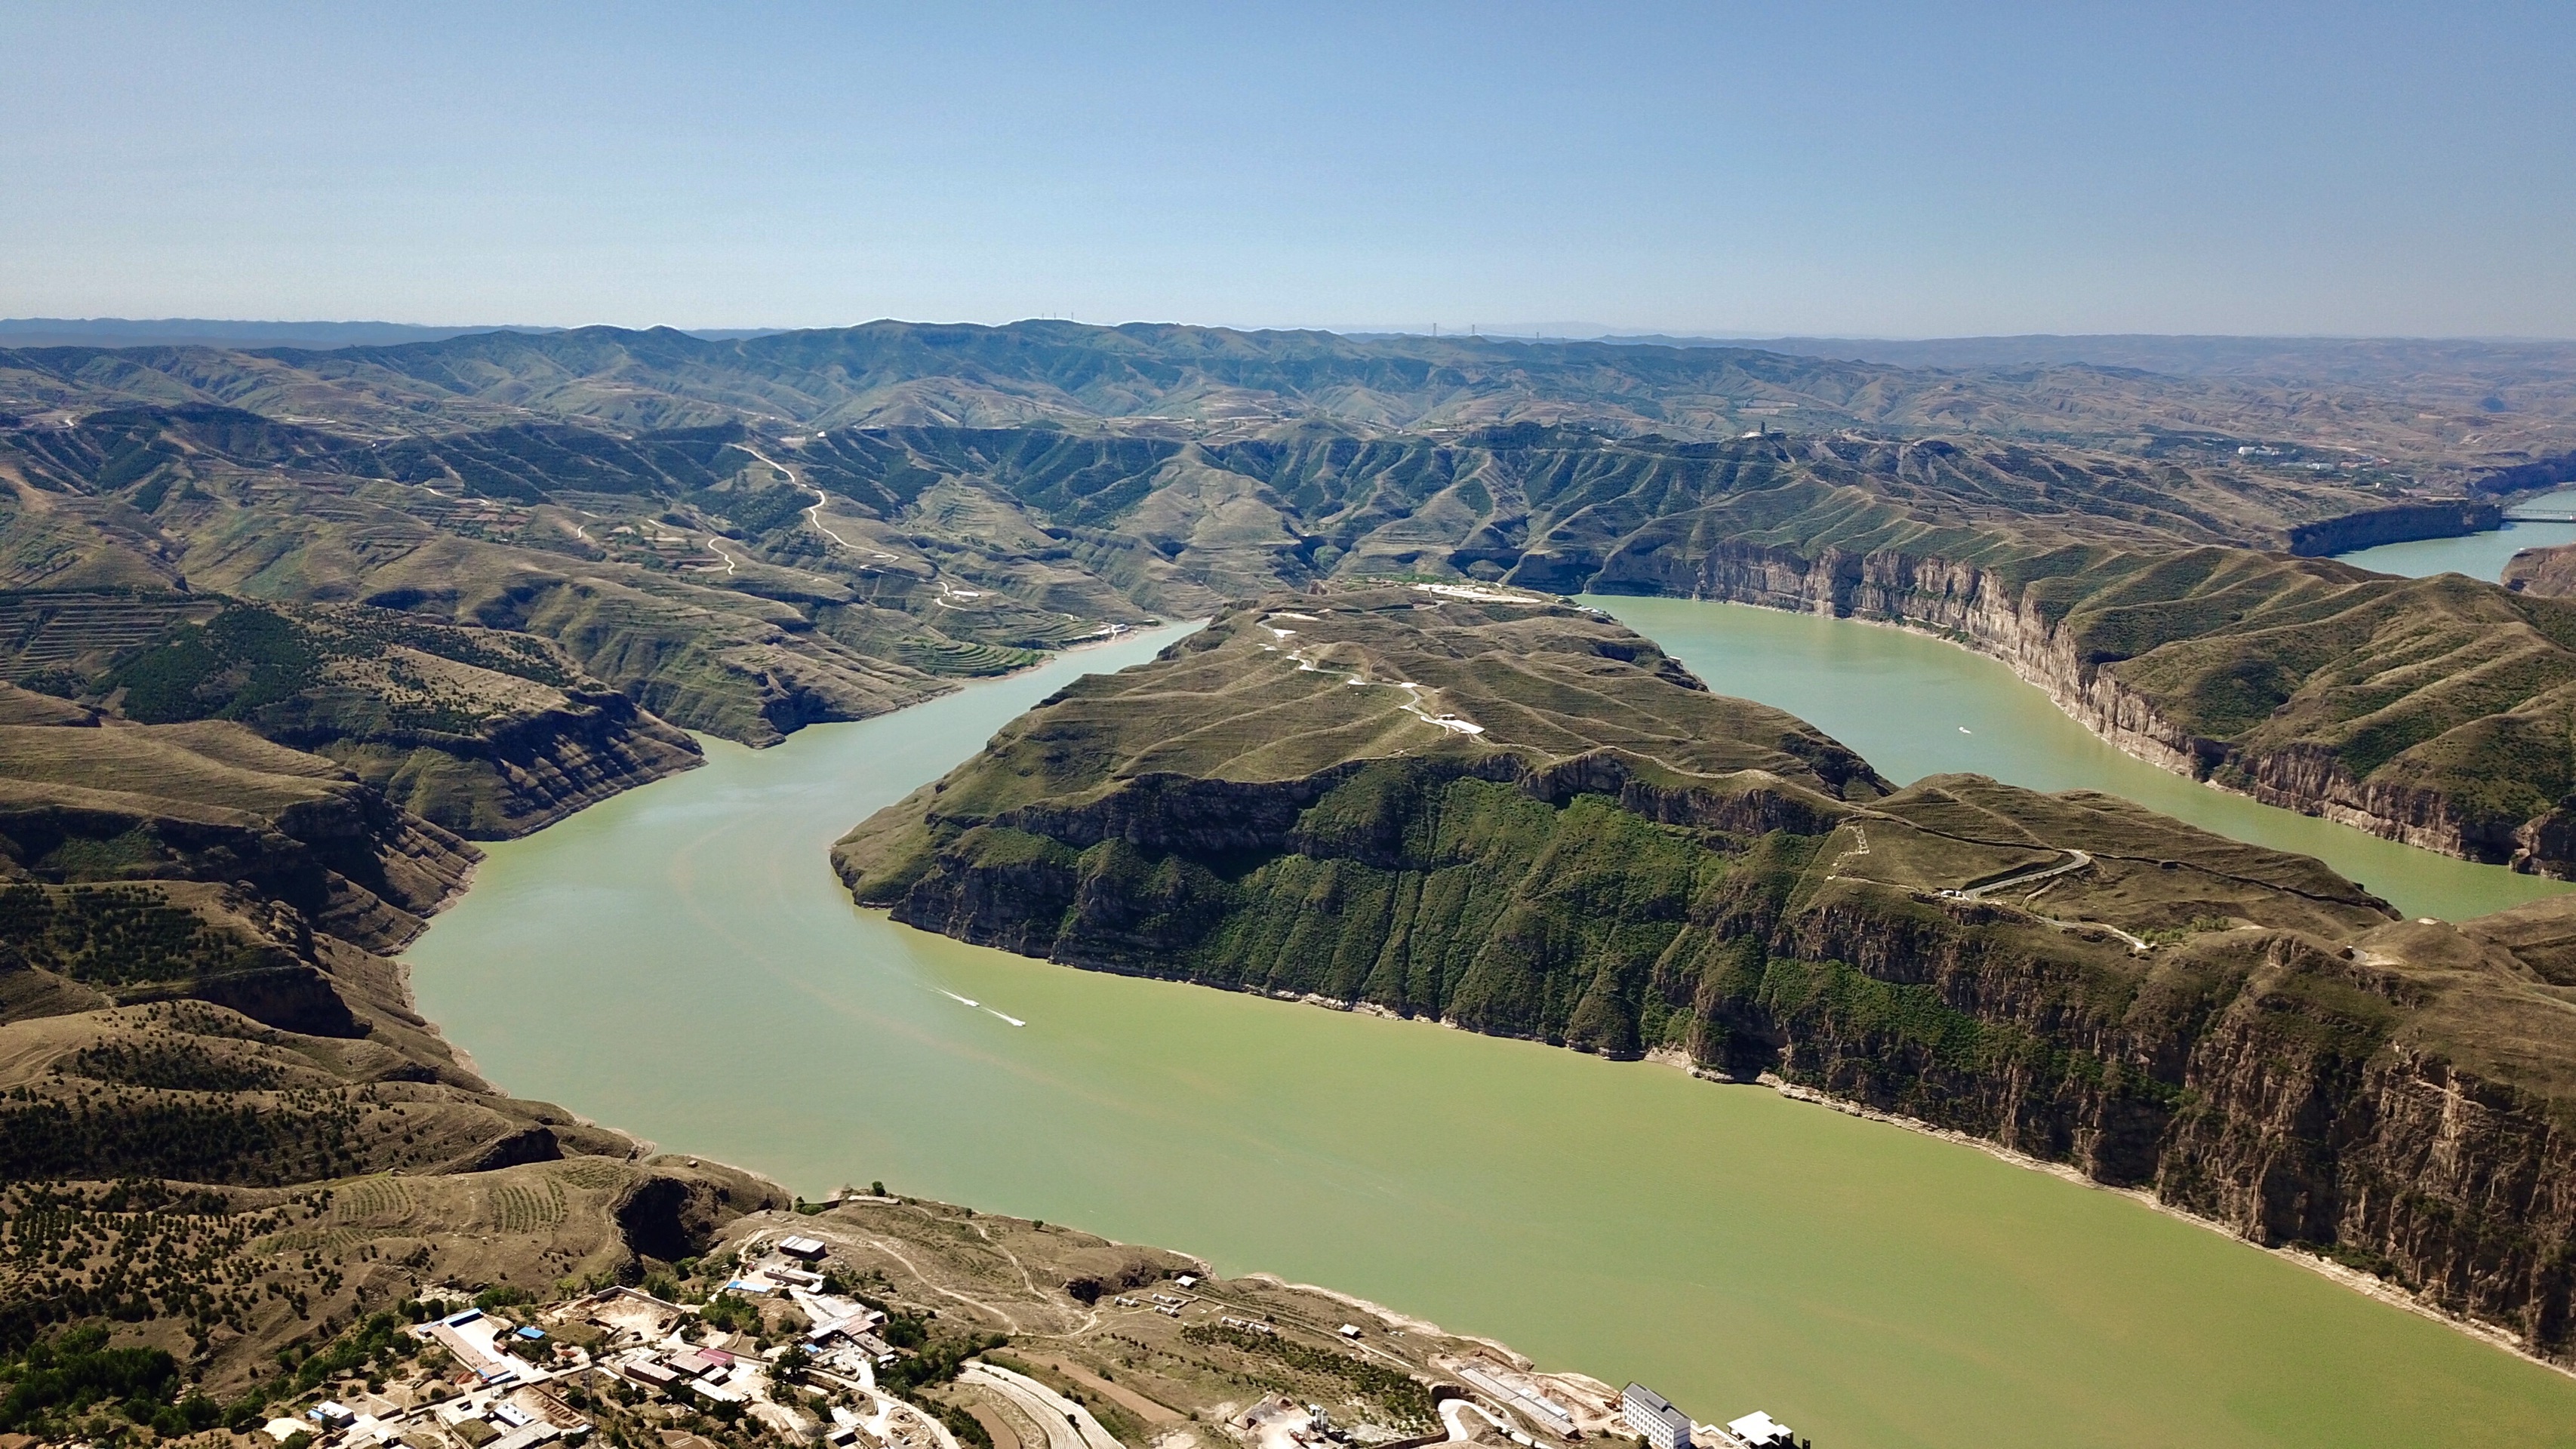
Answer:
[2473, 448, 2576, 497]
[309, 688, 703, 839]
[2504, 541, 2576, 599]
[2281, 500, 2501, 555]
[612, 1168, 786, 1264]
[168, 961, 365, 1038]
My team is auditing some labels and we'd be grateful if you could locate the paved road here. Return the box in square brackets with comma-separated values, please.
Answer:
[962, 1362, 1122, 1449]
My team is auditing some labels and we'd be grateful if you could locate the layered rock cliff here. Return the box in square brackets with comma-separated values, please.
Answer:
[839, 589, 2576, 1363]
[1562, 532, 2576, 877]
[2506, 541, 2576, 600]
[2281, 499, 2501, 555]
[296, 685, 701, 838]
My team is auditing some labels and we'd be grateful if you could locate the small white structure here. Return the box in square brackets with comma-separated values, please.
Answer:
[1725, 1411, 1794, 1448]
[1620, 1384, 1690, 1449]
[777, 1235, 829, 1261]
[1337, 1324, 1363, 1340]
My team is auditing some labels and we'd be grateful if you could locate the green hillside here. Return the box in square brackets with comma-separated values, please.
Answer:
[2, 334, 2571, 868]
[836, 587, 2576, 1362]
[0, 680, 783, 1387]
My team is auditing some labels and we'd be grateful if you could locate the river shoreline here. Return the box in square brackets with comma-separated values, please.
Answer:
[891, 909, 2576, 1377]
[1651, 580, 2565, 884]
[402, 611, 2576, 1446]
[1713, 1064, 2576, 1382]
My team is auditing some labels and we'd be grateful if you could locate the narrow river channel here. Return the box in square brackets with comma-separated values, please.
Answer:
[1590, 597, 2565, 921]
[2334, 484, 2576, 580]
[410, 614, 2576, 1449]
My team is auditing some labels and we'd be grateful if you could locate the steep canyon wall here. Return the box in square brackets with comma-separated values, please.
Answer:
[1579, 539, 2576, 876]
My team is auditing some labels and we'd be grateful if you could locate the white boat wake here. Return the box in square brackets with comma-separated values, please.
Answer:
[937, 989, 980, 1008]
[984, 1008, 1026, 1027]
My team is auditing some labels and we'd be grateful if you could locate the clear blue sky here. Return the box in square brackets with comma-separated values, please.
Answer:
[5, 2, 2569, 336]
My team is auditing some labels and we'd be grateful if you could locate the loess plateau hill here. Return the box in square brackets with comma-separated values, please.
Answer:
[7, 319, 2576, 870]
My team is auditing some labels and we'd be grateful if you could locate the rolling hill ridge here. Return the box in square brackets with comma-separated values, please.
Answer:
[5, 321, 2576, 872]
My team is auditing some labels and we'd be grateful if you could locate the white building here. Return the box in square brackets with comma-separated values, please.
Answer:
[1725, 1411, 1793, 1448]
[1621, 1383, 1691, 1449]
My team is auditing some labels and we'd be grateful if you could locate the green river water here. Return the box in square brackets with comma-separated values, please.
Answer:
[409, 609, 2576, 1448]
[2334, 486, 2576, 582]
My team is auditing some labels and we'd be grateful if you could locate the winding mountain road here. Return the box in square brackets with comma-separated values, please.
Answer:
[961, 1362, 1122, 1449]
[742, 443, 856, 549]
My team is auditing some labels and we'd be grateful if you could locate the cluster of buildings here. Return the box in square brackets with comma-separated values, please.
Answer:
[247, 1228, 1815, 1449]
[256, 1234, 943, 1449]
[262, 1306, 592, 1449]
[591, 1236, 907, 1428]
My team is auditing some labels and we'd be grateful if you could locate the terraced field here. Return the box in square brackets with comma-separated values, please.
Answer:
[0, 591, 218, 681]
[896, 637, 1043, 676]
[483, 1177, 568, 1235]
[331, 1173, 414, 1226]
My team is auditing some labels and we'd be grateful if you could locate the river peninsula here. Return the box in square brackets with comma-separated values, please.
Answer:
[12, 325, 2576, 1445]
[413, 606, 2576, 1449]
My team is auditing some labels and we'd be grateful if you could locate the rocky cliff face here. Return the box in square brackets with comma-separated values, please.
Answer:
[1583, 536, 2576, 876]
[308, 687, 702, 838]
[1733, 900, 2576, 1358]
[880, 757, 2576, 1360]
[2504, 541, 2576, 599]
[2280, 500, 2501, 555]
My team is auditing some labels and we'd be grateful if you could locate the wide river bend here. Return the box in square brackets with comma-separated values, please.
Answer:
[411, 605, 2576, 1449]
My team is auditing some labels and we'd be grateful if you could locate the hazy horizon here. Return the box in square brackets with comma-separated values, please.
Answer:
[8, 2, 2571, 337]
[10, 315, 2576, 346]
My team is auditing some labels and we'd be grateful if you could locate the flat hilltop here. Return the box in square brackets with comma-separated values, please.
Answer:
[839, 585, 2394, 964]
[854, 581, 1885, 814]
[840, 585, 2576, 1367]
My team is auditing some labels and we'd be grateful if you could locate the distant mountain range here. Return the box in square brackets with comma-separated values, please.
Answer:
[0, 318, 783, 350]
[5, 320, 2571, 483]
[1725, 333, 2576, 386]
[12, 316, 2574, 387]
